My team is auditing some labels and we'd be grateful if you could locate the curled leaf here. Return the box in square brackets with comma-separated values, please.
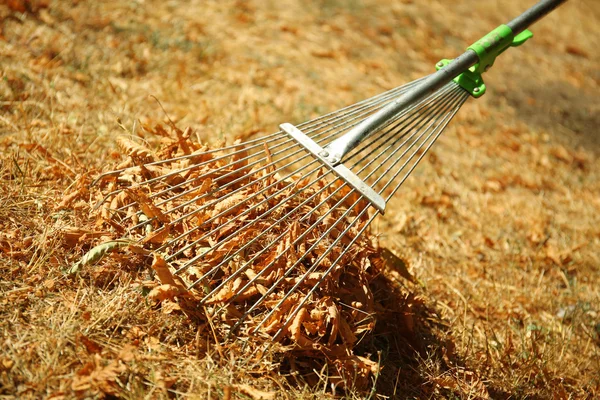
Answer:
[68, 240, 131, 274]
[151, 254, 187, 291]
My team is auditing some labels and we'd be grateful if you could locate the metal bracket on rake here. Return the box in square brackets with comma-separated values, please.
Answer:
[436, 25, 534, 98]
[280, 123, 386, 214]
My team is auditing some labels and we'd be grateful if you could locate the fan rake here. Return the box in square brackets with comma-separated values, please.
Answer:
[93, 0, 565, 340]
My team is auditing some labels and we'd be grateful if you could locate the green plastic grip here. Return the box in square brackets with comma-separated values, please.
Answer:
[437, 25, 533, 97]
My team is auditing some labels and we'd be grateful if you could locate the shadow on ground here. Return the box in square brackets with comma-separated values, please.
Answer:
[354, 250, 508, 398]
[503, 79, 600, 152]
[363, 270, 522, 399]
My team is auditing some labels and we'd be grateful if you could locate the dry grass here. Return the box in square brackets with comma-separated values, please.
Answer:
[1, 0, 599, 398]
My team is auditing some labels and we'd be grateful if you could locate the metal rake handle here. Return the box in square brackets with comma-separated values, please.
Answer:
[321, 0, 567, 166]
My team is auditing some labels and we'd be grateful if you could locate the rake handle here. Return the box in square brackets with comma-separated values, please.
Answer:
[507, 0, 567, 35]
[321, 0, 567, 166]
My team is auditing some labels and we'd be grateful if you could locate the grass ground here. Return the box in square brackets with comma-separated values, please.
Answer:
[1, 0, 599, 398]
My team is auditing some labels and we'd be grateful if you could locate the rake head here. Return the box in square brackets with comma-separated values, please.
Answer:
[92, 78, 469, 339]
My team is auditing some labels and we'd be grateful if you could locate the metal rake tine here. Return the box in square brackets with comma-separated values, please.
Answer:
[314, 83, 459, 198]
[184, 169, 340, 286]
[195, 85, 463, 308]
[116, 79, 426, 215]
[167, 159, 329, 270]
[172, 109, 402, 274]
[249, 187, 371, 333]
[91, 133, 284, 205]
[109, 135, 297, 218]
[123, 143, 316, 234]
[138, 85, 452, 254]
[383, 90, 469, 200]
[193, 164, 357, 299]
[176, 87, 454, 285]
[93, 76, 424, 203]
[343, 82, 457, 151]
[99, 79, 426, 232]
[227, 174, 380, 332]
[107, 82, 421, 228]
[98, 78, 425, 224]
[354, 86, 466, 185]
[361, 88, 467, 196]
[265, 97, 467, 341]
[380, 88, 469, 191]
[269, 204, 376, 343]
[349, 85, 464, 180]
[242, 88, 468, 336]
[184, 103, 431, 294]
[160, 157, 321, 261]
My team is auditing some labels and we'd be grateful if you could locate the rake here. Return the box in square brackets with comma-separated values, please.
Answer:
[93, 0, 566, 340]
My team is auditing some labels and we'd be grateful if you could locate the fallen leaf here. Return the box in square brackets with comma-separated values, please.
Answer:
[68, 240, 131, 274]
[116, 136, 155, 161]
[232, 384, 276, 400]
[148, 284, 183, 302]
[151, 254, 186, 289]
[77, 333, 102, 354]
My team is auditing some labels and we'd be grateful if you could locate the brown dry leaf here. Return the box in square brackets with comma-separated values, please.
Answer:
[57, 186, 89, 210]
[261, 293, 300, 333]
[185, 146, 214, 168]
[261, 142, 277, 183]
[71, 355, 127, 396]
[6, 0, 27, 12]
[232, 384, 276, 400]
[60, 227, 111, 247]
[117, 165, 154, 185]
[43, 279, 55, 290]
[432, 368, 490, 399]
[230, 140, 249, 171]
[125, 188, 169, 223]
[324, 297, 340, 346]
[545, 244, 563, 266]
[148, 284, 184, 302]
[188, 177, 213, 202]
[483, 179, 504, 193]
[151, 254, 187, 290]
[1, 358, 14, 372]
[285, 272, 323, 286]
[212, 192, 249, 218]
[77, 333, 102, 355]
[20, 143, 59, 164]
[288, 307, 314, 347]
[143, 225, 171, 245]
[108, 190, 128, 214]
[117, 345, 136, 362]
[116, 136, 155, 161]
[331, 355, 379, 391]
[161, 299, 182, 314]
[380, 248, 414, 283]
[565, 44, 589, 58]
[338, 314, 358, 345]
[207, 276, 245, 304]
[176, 126, 193, 155]
[421, 194, 453, 208]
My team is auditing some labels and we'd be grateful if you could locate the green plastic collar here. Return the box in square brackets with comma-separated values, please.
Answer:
[436, 25, 533, 97]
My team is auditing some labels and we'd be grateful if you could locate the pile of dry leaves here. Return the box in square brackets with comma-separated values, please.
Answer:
[78, 123, 383, 390]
